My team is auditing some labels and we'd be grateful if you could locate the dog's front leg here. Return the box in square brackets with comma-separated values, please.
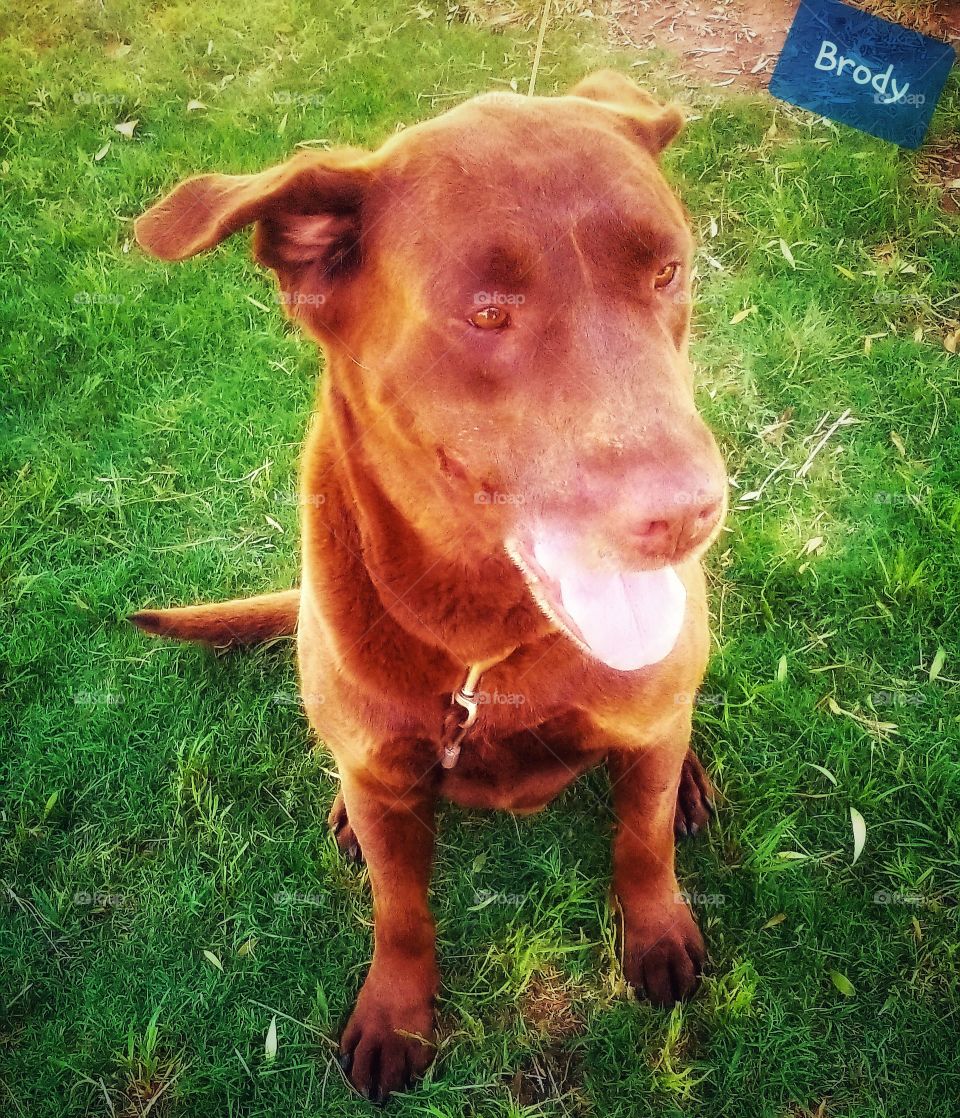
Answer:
[336, 756, 439, 1103]
[607, 715, 706, 1006]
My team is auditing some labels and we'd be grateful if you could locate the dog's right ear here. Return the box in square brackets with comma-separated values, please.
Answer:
[135, 148, 373, 296]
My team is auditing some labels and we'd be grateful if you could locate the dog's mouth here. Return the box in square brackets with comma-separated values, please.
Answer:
[506, 525, 687, 672]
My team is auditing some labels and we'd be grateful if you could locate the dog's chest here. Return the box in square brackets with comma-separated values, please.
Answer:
[436, 708, 606, 813]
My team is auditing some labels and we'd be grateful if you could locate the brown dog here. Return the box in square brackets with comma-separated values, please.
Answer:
[130, 71, 727, 1102]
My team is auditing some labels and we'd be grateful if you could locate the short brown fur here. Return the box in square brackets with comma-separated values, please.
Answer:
[130, 71, 726, 1103]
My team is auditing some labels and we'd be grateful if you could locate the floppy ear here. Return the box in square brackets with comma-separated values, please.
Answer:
[570, 70, 685, 155]
[135, 148, 373, 301]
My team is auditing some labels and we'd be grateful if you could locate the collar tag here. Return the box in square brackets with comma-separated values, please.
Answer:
[438, 647, 517, 769]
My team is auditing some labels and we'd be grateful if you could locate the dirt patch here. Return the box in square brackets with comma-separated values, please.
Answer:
[505, 970, 590, 1107]
[517, 969, 585, 1037]
[508, 1043, 587, 1108]
[610, 0, 960, 91]
[119, 1071, 178, 1118]
[612, 0, 797, 88]
[863, 2, 960, 42]
[917, 135, 960, 213]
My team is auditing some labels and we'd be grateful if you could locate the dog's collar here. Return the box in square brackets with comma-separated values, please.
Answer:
[439, 647, 517, 769]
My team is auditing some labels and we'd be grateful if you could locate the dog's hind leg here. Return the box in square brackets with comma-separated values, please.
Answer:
[328, 789, 364, 864]
[674, 750, 716, 840]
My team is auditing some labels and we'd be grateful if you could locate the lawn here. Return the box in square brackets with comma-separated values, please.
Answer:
[1, 1, 958, 1116]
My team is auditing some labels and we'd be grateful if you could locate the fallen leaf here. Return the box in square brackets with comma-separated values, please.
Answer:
[730, 305, 757, 325]
[187, 99, 206, 112]
[265, 1016, 278, 1061]
[114, 119, 139, 139]
[944, 330, 958, 354]
[759, 407, 793, 445]
[850, 806, 866, 865]
[800, 411, 858, 480]
[203, 949, 223, 972]
[94, 142, 110, 162]
[779, 238, 796, 268]
[43, 790, 59, 819]
[913, 326, 924, 343]
[830, 970, 855, 996]
[265, 515, 284, 533]
[826, 697, 898, 736]
[776, 654, 788, 682]
[834, 264, 857, 280]
[929, 646, 946, 682]
[890, 431, 906, 457]
[777, 851, 809, 861]
[237, 937, 258, 957]
[761, 912, 786, 930]
[802, 536, 824, 556]
[104, 41, 132, 60]
[807, 762, 838, 786]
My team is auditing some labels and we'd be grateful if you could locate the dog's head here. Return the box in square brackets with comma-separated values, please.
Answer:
[138, 72, 727, 671]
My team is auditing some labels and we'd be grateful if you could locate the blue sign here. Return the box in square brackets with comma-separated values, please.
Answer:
[769, 0, 955, 148]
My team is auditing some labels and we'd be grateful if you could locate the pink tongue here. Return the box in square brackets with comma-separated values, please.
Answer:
[530, 532, 686, 672]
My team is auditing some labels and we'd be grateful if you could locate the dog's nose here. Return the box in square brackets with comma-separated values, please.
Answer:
[626, 491, 724, 562]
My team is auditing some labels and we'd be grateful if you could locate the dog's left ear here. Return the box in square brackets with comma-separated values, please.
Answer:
[570, 70, 685, 155]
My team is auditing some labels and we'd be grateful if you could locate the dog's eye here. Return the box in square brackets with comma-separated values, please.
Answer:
[469, 306, 510, 330]
[653, 262, 679, 290]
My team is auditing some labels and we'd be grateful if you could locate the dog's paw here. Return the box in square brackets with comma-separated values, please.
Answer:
[674, 750, 715, 840]
[328, 790, 364, 864]
[617, 893, 706, 1007]
[338, 983, 436, 1103]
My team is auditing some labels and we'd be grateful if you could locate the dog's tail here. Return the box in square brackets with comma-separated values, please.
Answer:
[129, 589, 300, 647]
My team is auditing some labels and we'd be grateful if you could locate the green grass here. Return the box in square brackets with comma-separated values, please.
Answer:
[1, 2, 959, 1115]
